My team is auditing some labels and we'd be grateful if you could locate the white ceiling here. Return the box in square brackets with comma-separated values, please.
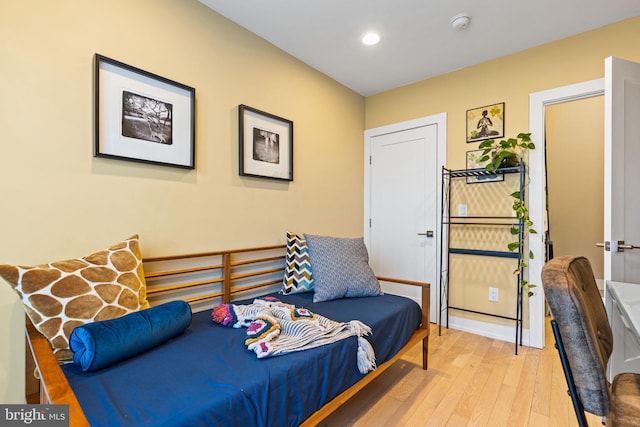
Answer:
[199, 0, 640, 96]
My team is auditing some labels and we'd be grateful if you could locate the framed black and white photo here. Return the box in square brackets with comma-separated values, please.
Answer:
[466, 149, 504, 184]
[94, 54, 195, 169]
[466, 102, 505, 143]
[239, 104, 293, 181]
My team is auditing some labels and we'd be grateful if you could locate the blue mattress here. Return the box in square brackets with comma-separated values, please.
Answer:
[62, 292, 422, 426]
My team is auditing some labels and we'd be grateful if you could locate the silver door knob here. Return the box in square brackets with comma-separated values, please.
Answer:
[418, 231, 434, 237]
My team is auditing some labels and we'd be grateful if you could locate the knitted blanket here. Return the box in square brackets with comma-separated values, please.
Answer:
[212, 296, 376, 374]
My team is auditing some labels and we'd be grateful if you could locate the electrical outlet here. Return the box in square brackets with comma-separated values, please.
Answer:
[489, 287, 499, 302]
[458, 204, 468, 217]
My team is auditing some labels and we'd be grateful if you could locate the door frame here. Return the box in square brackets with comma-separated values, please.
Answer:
[529, 78, 604, 348]
[364, 113, 447, 318]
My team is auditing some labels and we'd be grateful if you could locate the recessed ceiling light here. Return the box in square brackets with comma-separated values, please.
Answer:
[361, 32, 381, 46]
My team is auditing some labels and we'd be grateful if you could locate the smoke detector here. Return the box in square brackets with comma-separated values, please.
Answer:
[451, 13, 471, 31]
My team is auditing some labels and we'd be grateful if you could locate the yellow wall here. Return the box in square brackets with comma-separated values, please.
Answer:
[546, 97, 604, 280]
[365, 16, 640, 327]
[0, 0, 364, 402]
[365, 16, 640, 169]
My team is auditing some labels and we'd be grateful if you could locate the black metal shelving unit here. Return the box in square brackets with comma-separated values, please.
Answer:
[438, 164, 525, 354]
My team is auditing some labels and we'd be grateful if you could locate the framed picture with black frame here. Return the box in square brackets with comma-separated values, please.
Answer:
[466, 149, 504, 184]
[466, 102, 505, 143]
[94, 54, 196, 169]
[239, 104, 293, 181]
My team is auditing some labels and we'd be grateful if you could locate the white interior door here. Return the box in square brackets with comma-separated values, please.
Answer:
[604, 56, 640, 284]
[364, 114, 446, 323]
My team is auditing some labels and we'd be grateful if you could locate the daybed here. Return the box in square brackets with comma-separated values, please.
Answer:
[9, 236, 430, 426]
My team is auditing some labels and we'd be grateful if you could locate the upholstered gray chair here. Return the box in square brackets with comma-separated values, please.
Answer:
[541, 255, 640, 426]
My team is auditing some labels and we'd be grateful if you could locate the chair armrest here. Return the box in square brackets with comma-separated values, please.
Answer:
[376, 276, 430, 370]
[376, 276, 430, 288]
[376, 276, 430, 328]
[25, 322, 90, 426]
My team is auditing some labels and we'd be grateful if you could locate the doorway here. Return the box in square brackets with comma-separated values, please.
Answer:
[529, 78, 605, 348]
[545, 96, 605, 291]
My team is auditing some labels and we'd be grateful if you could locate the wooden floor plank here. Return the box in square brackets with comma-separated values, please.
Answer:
[531, 349, 554, 416]
[506, 350, 539, 426]
[466, 351, 510, 427]
[321, 320, 604, 426]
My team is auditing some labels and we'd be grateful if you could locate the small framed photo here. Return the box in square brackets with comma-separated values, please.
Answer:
[466, 102, 504, 143]
[466, 149, 503, 184]
[239, 104, 293, 181]
[94, 54, 195, 169]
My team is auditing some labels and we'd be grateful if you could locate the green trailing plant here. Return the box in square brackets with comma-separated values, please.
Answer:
[478, 133, 537, 297]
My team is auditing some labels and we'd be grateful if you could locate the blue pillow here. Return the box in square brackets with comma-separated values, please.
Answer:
[69, 300, 192, 371]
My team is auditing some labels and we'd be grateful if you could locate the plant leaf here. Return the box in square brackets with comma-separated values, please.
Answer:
[478, 140, 494, 148]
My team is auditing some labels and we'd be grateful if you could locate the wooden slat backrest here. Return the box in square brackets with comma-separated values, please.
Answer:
[142, 245, 286, 308]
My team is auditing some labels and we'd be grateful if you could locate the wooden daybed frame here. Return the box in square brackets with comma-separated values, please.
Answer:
[25, 244, 430, 427]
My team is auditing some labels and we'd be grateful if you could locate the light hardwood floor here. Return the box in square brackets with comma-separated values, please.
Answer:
[320, 319, 604, 427]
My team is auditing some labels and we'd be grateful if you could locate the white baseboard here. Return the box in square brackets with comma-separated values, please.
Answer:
[443, 315, 531, 347]
[382, 289, 533, 346]
[387, 292, 530, 346]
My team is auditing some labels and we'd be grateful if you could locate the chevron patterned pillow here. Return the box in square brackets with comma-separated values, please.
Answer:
[281, 231, 314, 294]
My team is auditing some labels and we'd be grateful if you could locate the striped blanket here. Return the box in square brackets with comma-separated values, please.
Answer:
[212, 296, 376, 374]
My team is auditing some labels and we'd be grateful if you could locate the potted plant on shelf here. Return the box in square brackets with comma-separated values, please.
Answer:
[478, 133, 537, 297]
[478, 132, 535, 171]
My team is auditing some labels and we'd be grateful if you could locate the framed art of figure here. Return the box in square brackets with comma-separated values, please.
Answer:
[239, 104, 293, 181]
[466, 102, 504, 143]
[94, 54, 195, 169]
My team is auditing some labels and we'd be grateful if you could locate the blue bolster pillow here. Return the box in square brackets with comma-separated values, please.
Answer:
[69, 300, 192, 372]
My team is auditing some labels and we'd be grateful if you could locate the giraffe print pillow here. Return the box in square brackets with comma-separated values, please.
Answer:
[0, 235, 150, 362]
